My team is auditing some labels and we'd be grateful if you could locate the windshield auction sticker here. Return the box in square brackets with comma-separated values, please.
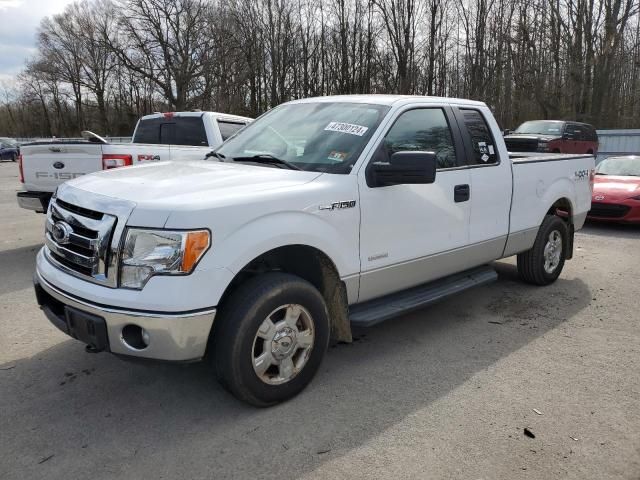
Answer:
[324, 122, 369, 136]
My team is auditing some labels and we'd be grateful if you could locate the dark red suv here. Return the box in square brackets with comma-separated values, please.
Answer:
[504, 121, 598, 154]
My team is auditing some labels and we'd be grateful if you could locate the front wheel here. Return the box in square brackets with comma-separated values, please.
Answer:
[517, 215, 568, 285]
[11, 153, 17, 162]
[212, 272, 330, 406]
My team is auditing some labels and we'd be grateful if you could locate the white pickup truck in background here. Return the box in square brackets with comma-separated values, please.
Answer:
[17, 111, 252, 212]
[33, 95, 595, 406]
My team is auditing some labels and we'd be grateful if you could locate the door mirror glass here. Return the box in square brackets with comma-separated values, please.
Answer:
[370, 151, 437, 187]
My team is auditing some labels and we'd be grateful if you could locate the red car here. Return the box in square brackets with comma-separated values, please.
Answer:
[588, 156, 640, 223]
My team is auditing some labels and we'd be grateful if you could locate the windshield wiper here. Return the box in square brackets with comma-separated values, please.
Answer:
[595, 172, 608, 175]
[231, 154, 301, 170]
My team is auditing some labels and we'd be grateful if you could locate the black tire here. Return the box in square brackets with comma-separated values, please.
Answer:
[517, 215, 568, 285]
[11, 153, 17, 162]
[213, 272, 330, 407]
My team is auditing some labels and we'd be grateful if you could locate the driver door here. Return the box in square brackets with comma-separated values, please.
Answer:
[357, 106, 471, 302]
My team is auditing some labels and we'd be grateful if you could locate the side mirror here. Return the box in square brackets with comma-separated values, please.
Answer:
[369, 151, 437, 187]
[503, 129, 511, 136]
[562, 132, 572, 140]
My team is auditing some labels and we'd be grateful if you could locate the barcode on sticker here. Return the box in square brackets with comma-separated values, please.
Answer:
[324, 122, 368, 136]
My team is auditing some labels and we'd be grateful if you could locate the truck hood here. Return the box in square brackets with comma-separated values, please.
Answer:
[505, 134, 561, 142]
[61, 160, 324, 227]
[593, 175, 640, 200]
[67, 160, 322, 203]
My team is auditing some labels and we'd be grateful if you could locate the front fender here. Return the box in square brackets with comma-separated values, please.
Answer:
[206, 210, 360, 279]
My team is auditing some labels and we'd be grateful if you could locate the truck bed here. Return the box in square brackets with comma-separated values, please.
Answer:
[503, 153, 594, 257]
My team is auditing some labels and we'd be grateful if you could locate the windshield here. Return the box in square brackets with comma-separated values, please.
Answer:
[0, 138, 17, 147]
[596, 157, 640, 176]
[514, 121, 565, 135]
[215, 102, 390, 173]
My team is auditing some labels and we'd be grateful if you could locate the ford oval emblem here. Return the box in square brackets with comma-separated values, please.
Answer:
[53, 161, 65, 170]
[52, 221, 73, 244]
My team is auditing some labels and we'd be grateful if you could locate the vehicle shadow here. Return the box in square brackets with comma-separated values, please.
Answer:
[579, 221, 640, 240]
[0, 244, 41, 296]
[0, 263, 591, 480]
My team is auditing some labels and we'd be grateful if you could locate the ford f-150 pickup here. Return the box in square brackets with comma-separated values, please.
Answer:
[33, 95, 595, 406]
[17, 111, 252, 212]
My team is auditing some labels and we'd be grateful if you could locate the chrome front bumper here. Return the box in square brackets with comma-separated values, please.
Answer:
[34, 270, 216, 362]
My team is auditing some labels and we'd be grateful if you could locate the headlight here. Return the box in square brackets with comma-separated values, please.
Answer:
[120, 228, 211, 289]
[537, 141, 549, 152]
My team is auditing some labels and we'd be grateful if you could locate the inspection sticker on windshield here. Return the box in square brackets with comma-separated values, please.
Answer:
[324, 122, 368, 136]
[328, 151, 348, 162]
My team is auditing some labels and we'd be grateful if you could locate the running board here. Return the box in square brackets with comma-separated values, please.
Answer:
[349, 265, 498, 327]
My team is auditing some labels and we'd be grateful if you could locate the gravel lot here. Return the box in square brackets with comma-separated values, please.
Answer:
[1, 161, 639, 480]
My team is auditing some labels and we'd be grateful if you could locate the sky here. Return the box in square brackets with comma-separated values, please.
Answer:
[0, 0, 74, 86]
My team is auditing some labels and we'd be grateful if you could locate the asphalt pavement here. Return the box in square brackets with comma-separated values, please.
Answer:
[1, 161, 639, 479]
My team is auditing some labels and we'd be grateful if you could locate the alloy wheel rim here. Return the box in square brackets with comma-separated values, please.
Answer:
[251, 304, 315, 385]
[543, 230, 562, 274]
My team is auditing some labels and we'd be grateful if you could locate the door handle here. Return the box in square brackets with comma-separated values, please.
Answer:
[454, 184, 470, 202]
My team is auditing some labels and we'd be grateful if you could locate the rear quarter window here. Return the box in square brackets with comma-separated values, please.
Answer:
[459, 109, 498, 165]
[218, 120, 247, 141]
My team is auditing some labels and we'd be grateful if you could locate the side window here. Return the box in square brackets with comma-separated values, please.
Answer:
[460, 109, 498, 165]
[132, 118, 161, 144]
[381, 108, 457, 169]
[565, 124, 579, 140]
[218, 120, 246, 141]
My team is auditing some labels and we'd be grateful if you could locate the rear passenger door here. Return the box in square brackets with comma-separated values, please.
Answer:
[453, 107, 512, 260]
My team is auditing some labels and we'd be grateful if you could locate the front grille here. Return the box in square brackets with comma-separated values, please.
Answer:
[56, 198, 104, 220]
[505, 138, 540, 152]
[45, 198, 118, 285]
[588, 202, 631, 218]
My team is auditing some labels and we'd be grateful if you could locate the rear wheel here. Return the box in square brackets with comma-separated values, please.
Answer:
[213, 272, 330, 406]
[517, 215, 568, 285]
[11, 153, 17, 162]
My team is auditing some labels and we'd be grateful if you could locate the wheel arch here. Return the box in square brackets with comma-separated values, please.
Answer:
[544, 196, 575, 259]
[215, 244, 353, 344]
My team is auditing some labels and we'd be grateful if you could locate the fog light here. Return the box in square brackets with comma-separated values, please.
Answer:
[121, 324, 150, 350]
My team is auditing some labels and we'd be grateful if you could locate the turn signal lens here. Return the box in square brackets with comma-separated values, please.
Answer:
[182, 230, 211, 272]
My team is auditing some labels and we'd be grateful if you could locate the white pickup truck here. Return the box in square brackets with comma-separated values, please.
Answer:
[34, 95, 594, 406]
[17, 111, 252, 212]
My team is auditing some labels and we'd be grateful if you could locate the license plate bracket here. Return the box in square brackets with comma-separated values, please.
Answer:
[64, 306, 109, 352]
